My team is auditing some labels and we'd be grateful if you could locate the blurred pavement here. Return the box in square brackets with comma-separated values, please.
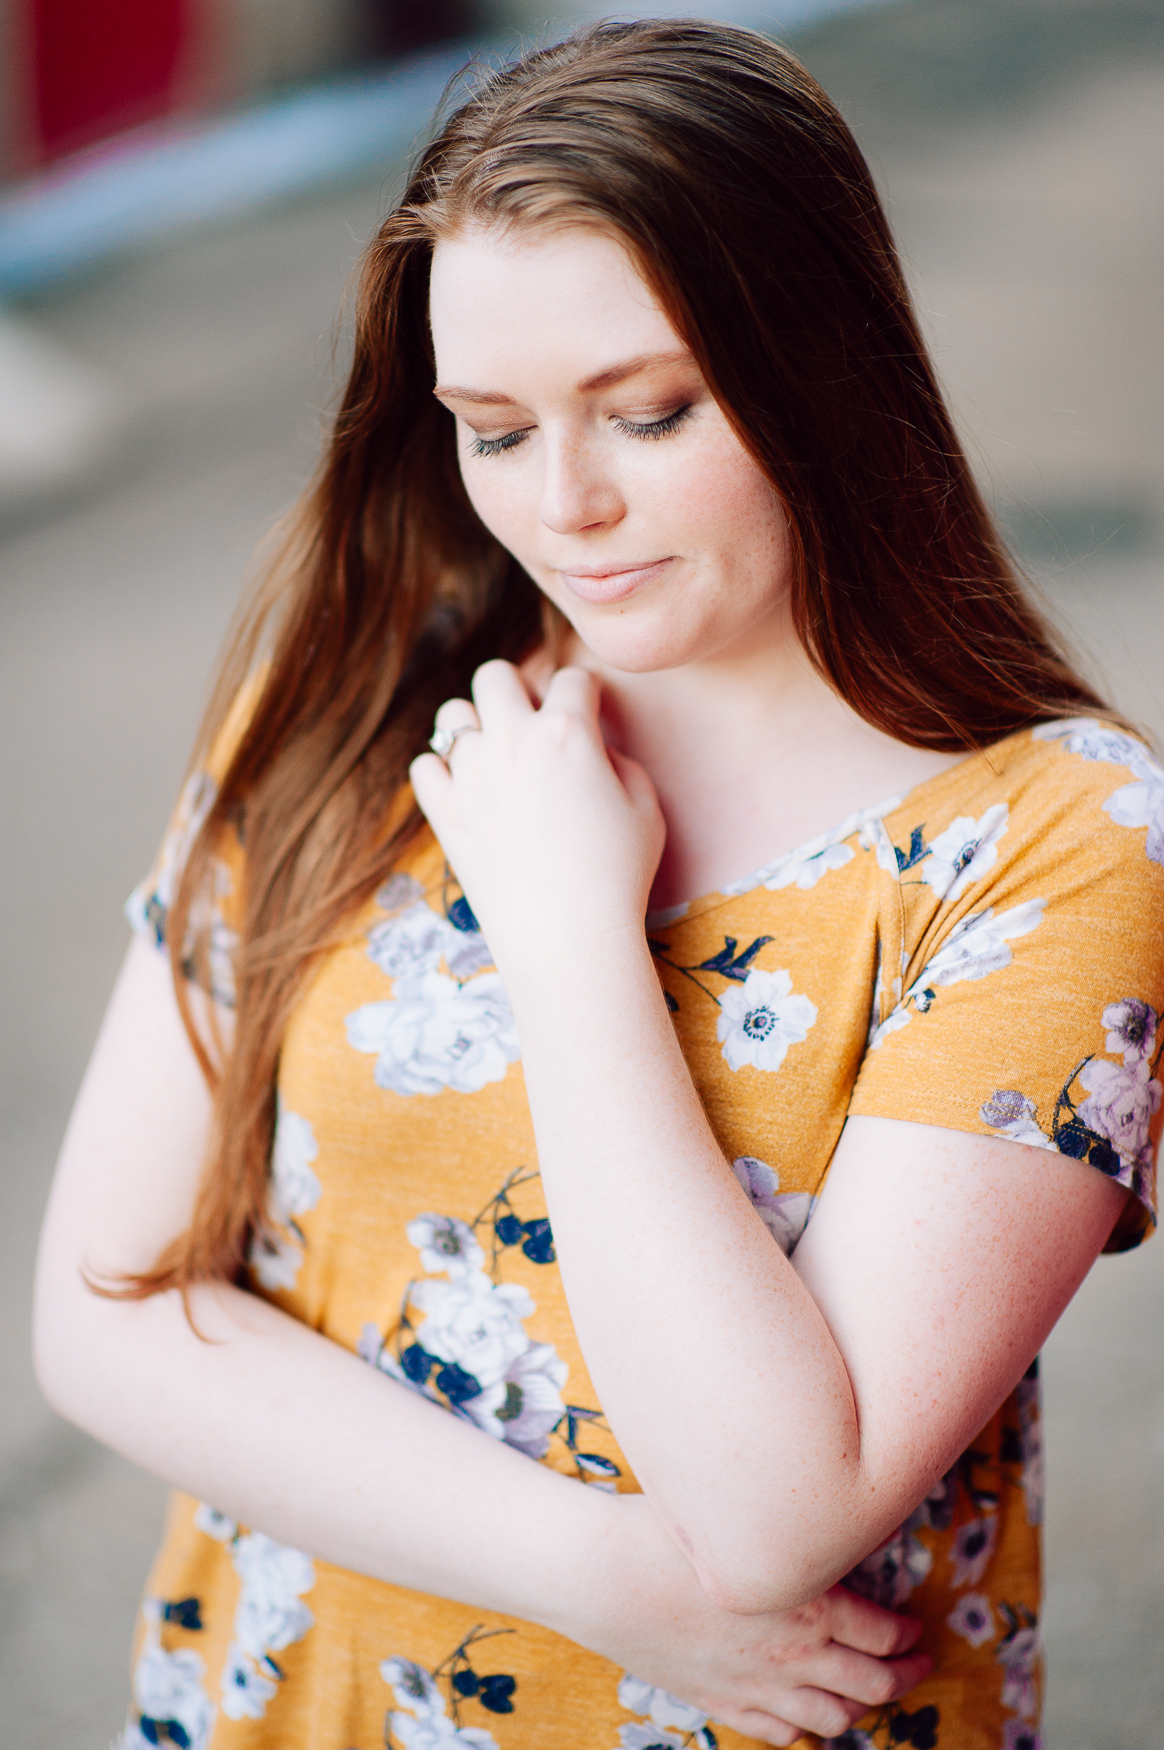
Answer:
[2, 4, 1162, 1745]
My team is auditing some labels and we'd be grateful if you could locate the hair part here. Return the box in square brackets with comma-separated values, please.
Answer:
[114, 17, 1114, 1301]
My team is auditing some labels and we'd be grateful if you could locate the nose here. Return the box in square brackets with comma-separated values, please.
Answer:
[538, 427, 625, 536]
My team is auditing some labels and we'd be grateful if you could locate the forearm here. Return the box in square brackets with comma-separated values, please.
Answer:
[35, 1266, 622, 1638]
[508, 934, 870, 1611]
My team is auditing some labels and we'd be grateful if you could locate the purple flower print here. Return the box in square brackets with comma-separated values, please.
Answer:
[1002, 1721, 1042, 1750]
[1101, 999, 1158, 1066]
[949, 1514, 998, 1587]
[1076, 1057, 1161, 1169]
[946, 1592, 995, 1647]
[845, 1521, 932, 1608]
[997, 1624, 1040, 1719]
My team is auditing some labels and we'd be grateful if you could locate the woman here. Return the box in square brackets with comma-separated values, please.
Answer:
[34, 19, 1161, 1750]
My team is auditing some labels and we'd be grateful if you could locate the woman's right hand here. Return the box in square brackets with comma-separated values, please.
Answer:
[564, 1493, 930, 1747]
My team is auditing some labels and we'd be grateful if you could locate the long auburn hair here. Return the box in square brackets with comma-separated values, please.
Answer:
[126, 17, 1111, 1298]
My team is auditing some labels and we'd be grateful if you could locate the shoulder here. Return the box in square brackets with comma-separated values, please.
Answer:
[879, 718, 1164, 902]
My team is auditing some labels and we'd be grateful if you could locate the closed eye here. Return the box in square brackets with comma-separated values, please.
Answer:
[471, 427, 532, 458]
[612, 405, 693, 441]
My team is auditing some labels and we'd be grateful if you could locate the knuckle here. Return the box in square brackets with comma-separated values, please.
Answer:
[865, 1665, 899, 1706]
[819, 1698, 861, 1738]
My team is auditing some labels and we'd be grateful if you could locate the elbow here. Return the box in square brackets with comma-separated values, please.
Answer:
[31, 1251, 113, 1426]
[692, 1538, 841, 1618]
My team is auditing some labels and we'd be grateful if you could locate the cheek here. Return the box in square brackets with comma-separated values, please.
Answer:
[653, 431, 785, 564]
[459, 456, 535, 553]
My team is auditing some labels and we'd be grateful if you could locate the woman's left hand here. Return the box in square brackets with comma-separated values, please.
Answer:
[410, 661, 666, 982]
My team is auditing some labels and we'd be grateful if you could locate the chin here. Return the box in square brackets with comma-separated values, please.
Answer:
[567, 617, 711, 674]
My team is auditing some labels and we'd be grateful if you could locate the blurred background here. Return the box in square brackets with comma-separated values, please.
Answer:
[1, 0, 1161, 1744]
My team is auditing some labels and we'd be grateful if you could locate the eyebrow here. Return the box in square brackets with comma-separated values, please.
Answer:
[433, 348, 694, 405]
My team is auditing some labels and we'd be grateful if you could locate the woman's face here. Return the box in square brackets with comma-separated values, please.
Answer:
[429, 224, 792, 674]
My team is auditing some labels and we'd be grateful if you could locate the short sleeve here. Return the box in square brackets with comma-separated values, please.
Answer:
[125, 677, 259, 1007]
[849, 723, 1164, 1250]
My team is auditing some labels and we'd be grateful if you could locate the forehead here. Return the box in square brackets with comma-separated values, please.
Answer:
[428, 224, 681, 383]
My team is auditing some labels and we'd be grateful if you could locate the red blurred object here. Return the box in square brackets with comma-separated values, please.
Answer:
[29, 0, 190, 163]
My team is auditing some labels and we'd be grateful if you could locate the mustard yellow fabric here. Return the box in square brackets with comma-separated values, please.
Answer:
[120, 718, 1163, 1750]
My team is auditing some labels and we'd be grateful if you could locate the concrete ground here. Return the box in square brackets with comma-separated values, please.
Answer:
[1, 3, 1162, 1744]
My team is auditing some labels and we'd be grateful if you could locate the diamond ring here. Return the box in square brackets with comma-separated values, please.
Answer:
[429, 723, 480, 759]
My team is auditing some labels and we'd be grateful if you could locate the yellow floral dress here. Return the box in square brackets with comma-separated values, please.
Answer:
[119, 717, 1163, 1750]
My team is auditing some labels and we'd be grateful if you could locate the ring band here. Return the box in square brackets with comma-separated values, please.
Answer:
[429, 723, 479, 759]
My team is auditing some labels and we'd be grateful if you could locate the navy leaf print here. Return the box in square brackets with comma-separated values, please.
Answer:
[520, 1218, 556, 1264]
[575, 1452, 619, 1476]
[434, 1362, 482, 1405]
[448, 896, 480, 933]
[494, 1213, 524, 1247]
[452, 1671, 480, 1696]
[160, 1597, 203, 1631]
[696, 935, 774, 981]
[895, 825, 930, 873]
[479, 1674, 517, 1714]
[890, 1704, 939, 1748]
[401, 1344, 435, 1386]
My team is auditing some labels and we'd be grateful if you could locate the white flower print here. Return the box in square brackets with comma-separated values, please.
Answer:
[411, 1272, 534, 1390]
[391, 1713, 498, 1749]
[857, 814, 903, 877]
[1076, 1055, 1161, 1170]
[369, 901, 460, 981]
[248, 1228, 305, 1293]
[220, 1642, 279, 1721]
[869, 901, 1045, 1049]
[462, 1341, 569, 1458]
[922, 803, 1009, 901]
[381, 1657, 447, 1720]
[249, 1104, 322, 1292]
[346, 970, 520, 1096]
[193, 1502, 237, 1542]
[1016, 1369, 1044, 1528]
[845, 1520, 932, 1608]
[269, 1106, 321, 1224]
[1002, 1718, 1043, 1750]
[978, 1091, 1056, 1152]
[822, 1733, 875, 1750]
[997, 1625, 1041, 1719]
[946, 1592, 995, 1647]
[717, 968, 817, 1073]
[949, 1514, 998, 1588]
[126, 772, 216, 939]
[382, 1656, 499, 1750]
[216, 1530, 314, 1718]
[1035, 716, 1164, 865]
[726, 795, 905, 895]
[407, 1213, 486, 1279]
[867, 1006, 914, 1050]
[731, 1156, 816, 1255]
[617, 1727, 687, 1750]
[618, 1672, 709, 1733]
[369, 885, 494, 982]
[125, 771, 240, 1005]
[1104, 770, 1164, 865]
[118, 1599, 215, 1750]
[373, 1193, 575, 1462]
[915, 899, 1045, 992]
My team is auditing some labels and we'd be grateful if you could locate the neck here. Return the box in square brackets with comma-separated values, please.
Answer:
[539, 614, 964, 911]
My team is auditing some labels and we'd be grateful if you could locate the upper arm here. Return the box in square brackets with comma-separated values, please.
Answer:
[34, 936, 222, 1383]
[792, 1113, 1127, 1510]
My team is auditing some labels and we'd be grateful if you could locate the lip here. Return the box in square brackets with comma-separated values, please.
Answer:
[557, 557, 675, 605]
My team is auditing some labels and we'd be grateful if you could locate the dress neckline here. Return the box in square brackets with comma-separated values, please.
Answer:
[644, 735, 1015, 930]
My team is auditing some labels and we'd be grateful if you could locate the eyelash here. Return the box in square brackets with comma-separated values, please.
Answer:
[469, 404, 694, 459]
